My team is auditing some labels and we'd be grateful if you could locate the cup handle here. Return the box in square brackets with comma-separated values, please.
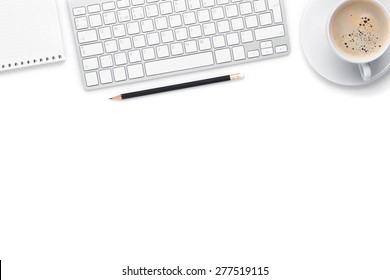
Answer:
[359, 63, 372, 81]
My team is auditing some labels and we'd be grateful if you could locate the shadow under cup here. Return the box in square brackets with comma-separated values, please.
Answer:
[329, 0, 390, 64]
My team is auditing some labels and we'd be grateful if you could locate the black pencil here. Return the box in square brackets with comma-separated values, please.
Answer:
[109, 73, 244, 100]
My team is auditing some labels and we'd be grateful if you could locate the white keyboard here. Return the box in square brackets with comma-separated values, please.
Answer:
[68, 0, 290, 90]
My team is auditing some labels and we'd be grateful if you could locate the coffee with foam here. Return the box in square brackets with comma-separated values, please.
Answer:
[330, 0, 390, 59]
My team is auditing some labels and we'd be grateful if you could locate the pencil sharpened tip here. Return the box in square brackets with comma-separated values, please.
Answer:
[109, 96, 122, 101]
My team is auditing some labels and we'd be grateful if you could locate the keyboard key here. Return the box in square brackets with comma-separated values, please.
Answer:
[141, 19, 154, 32]
[232, 46, 245, 60]
[199, 38, 211, 50]
[132, 0, 145, 5]
[80, 43, 103, 57]
[114, 52, 128, 65]
[132, 7, 145, 19]
[185, 40, 198, 53]
[133, 35, 146, 47]
[113, 24, 126, 37]
[203, 0, 215, 8]
[248, 50, 260, 58]
[240, 2, 252, 15]
[241, 30, 253, 43]
[102, 2, 114, 11]
[105, 40, 118, 52]
[75, 17, 88, 30]
[174, 0, 187, 12]
[226, 5, 238, 17]
[254, 0, 266, 12]
[160, 2, 173, 14]
[189, 25, 202, 37]
[169, 14, 182, 27]
[246, 15, 258, 28]
[147, 32, 160, 45]
[102, 2, 115, 10]
[118, 10, 131, 22]
[175, 28, 188, 40]
[267, 0, 283, 23]
[157, 45, 170, 58]
[231, 18, 244, 30]
[143, 48, 156, 60]
[203, 22, 216, 35]
[260, 41, 273, 48]
[215, 48, 232, 63]
[211, 7, 224, 20]
[146, 4, 159, 17]
[255, 24, 284, 40]
[99, 69, 113, 84]
[171, 43, 184, 55]
[198, 10, 210, 22]
[100, 55, 114, 67]
[85, 72, 99, 86]
[127, 22, 140, 34]
[88, 5, 101, 13]
[145, 52, 214, 76]
[78, 30, 98, 44]
[259, 13, 272, 25]
[227, 33, 239, 45]
[128, 50, 142, 62]
[73, 7, 86, 16]
[113, 67, 127, 81]
[89, 14, 102, 27]
[161, 30, 174, 42]
[213, 35, 225, 48]
[275, 44, 288, 53]
[217, 20, 230, 33]
[83, 57, 99, 71]
[188, 0, 201, 10]
[103, 12, 116, 24]
[183, 12, 196, 25]
[119, 38, 132, 50]
[155, 17, 169, 29]
[127, 64, 145, 79]
[117, 0, 130, 8]
[261, 47, 274, 56]
[99, 27, 112, 39]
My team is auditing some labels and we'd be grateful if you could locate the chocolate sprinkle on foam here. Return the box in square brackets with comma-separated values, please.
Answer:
[342, 16, 381, 54]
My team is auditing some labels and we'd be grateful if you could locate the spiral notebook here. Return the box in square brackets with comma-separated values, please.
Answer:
[0, 0, 65, 72]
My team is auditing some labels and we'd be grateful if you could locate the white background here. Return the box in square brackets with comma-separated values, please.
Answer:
[1, 0, 390, 280]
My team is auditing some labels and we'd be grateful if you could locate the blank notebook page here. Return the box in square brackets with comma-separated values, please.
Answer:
[0, 0, 65, 72]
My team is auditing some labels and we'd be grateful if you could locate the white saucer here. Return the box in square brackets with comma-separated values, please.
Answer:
[301, 0, 390, 86]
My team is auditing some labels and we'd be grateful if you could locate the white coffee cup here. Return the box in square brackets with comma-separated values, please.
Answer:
[327, 0, 390, 81]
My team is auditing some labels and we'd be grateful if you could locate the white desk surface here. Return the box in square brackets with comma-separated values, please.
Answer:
[1, 1, 389, 279]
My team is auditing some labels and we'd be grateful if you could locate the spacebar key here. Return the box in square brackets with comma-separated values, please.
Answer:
[145, 52, 214, 76]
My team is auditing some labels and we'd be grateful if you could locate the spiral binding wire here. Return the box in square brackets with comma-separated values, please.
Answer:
[1, 54, 63, 70]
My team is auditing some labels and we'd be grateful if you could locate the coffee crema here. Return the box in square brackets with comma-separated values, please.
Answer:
[330, 0, 389, 59]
